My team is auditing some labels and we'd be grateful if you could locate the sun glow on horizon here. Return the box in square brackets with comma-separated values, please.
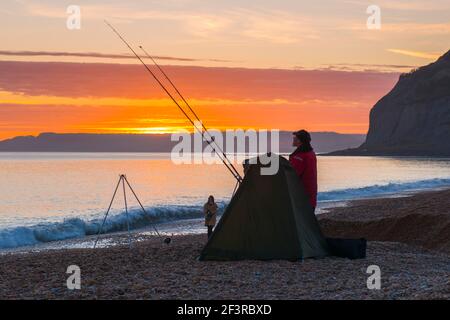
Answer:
[104, 127, 189, 134]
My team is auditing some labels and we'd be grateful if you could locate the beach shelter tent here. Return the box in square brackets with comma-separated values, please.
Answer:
[200, 154, 330, 261]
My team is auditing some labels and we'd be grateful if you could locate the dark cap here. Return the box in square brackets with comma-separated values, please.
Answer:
[293, 130, 311, 143]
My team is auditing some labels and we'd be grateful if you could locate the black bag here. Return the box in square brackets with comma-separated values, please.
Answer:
[326, 237, 367, 259]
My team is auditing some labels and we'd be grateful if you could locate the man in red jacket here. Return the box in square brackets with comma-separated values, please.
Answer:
[289, 130, 318, 211]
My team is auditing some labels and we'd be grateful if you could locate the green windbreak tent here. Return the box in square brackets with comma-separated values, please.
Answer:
[199, 154, 330, 261]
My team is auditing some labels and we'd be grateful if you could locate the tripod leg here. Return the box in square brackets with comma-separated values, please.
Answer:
[94, 175, 122, 248]
[122, 176, 132, 249]
[123, 176, 162, 237]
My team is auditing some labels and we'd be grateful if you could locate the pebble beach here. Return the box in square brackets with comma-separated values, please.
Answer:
[0, 189, 449, 300]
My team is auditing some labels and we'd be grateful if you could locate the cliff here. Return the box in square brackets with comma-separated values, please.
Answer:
[330, 50, 450, 156]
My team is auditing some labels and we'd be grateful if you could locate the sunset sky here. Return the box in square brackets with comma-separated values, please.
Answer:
[1, 0, 449, 140]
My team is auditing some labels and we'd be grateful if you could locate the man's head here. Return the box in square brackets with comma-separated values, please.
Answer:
[292, 130, 311, 147]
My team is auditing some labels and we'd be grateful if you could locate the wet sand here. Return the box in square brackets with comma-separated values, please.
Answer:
[0, 189, 449, 300]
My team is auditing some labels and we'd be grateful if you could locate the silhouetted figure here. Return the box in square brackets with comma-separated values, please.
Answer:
[203, 195, 218, 240]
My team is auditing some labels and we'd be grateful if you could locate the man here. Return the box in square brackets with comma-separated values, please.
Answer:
[289, 130, 318, 211]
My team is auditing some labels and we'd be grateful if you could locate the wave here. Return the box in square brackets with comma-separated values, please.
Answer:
[1, 178, 449, 250]
[0, 203, 226, 250]
[318, 178, 450, 202]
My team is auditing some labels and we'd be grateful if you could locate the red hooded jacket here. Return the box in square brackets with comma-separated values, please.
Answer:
[289, 149, 318, 208]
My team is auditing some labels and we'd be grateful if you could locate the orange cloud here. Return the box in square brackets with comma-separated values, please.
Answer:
[0, 50, 232, 63]
[387, 49, 441, 60]
[0, 61, 400, 140]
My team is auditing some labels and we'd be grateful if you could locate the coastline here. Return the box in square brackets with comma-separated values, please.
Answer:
[0, 188, 449, 299]
[2, 183, 450, 254]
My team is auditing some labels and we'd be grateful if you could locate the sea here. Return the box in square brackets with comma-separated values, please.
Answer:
[1, 152, 450, 250]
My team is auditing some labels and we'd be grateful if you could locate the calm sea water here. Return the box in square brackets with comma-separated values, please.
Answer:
[1, 152, 450, 249]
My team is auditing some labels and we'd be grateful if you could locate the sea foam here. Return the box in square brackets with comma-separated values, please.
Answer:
[1, 178, 449, 249]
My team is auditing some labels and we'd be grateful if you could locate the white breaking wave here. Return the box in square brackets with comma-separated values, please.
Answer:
[0, 203, 226, 249]
[318, 178, 450, 201]
[1, 178, 449, 249]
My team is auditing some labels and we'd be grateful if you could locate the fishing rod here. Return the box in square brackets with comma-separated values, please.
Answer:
[138, 45, 242, 183]
[104, 21, 242, 184]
